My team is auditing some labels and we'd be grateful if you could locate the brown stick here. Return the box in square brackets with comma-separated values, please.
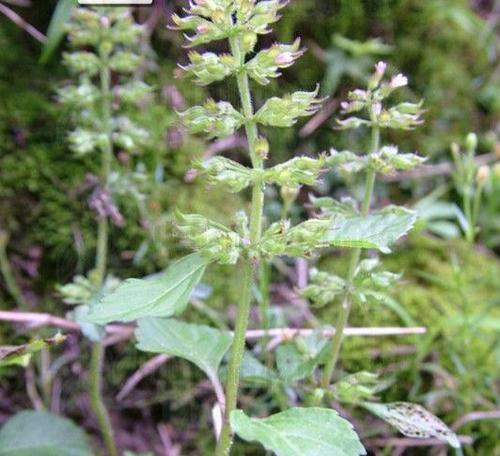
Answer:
[117, 353, 170, 401]
[367, 435, 473, 448]
[0, 310, 426, 339]
[452, 410, 500, 431]
[299, 98, 339, 137]
[0, 3, 46, 43]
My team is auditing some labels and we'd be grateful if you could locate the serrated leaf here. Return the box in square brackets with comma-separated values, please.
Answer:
[135, 318, 232, 382]
[0, 334, 66, 368]
[0, 410, 92, 456]
[324, 206, 417, 253]
[362, 402, 460, 448]
[231, 407, 366, 456]
[88, 253, 209, 324]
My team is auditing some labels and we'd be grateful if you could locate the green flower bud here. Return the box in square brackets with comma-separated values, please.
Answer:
[99, 41, 113, 58]
[330, 372, 379, 403]
[63, 52, 100, 76]
[301, 270, 345, 307]
[112, 117, 149, 152]
[109, 51, 142, 73]
[312, 388, 325, 403]
[68, 129, 102, 156]
[241, 31, 258, 54]
[326, 149, 366, 173]
[369, 145, 426, 174]
[377, 108, 423, 130]
[176, 213, 242, 264]
[171, 14, 227, 47]
[246, 39, 304, 85]
[235, 0, 256, 22]
[181, 51, 236, 86]
[475, 165, 490, 186]
[280, 185, 300, 207]
[58, 82, 99, 107]
[255, 136, 270, 159]
[283, 219, 329, 257]
[247, 0, 286, 34]
[466, 132, 478, 152]
[265, 156, 324, 187]
[57, 275, 94, 305]
[199, 156, 254, 192]
[255, 86, 323, 127]
[180, 99, 244, 139]
[116, 81, 152, 104]
[393, 100, 424, 115]
[336, 117, 369, 130]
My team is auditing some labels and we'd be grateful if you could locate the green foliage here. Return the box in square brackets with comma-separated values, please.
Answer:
[0, 334, 66, 368]
[0, 411, 92, 456]
[136, 317, 232, 381]
[323, 206, 417, 253]
[230, 407, 366, 456]
[0, 1, 498, 455]
[88, 253, 208, 324]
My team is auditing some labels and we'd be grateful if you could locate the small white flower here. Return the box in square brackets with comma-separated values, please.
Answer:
[196, 23, 209, 34]
[275, 52, 294, 66]
[375, 61, 387, 75]
[372, 101, 382, 116]
[100, 16, 110, 28]
[390, 74, 408, 88]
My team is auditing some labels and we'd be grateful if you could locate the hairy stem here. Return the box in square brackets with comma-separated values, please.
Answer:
[89, 59, 118, 456]
[215, 35, 264, 456]
[320, 125, 379, 389]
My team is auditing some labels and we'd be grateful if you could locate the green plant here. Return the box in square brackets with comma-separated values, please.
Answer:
[56, 6, 152, 455]
[450, 133, 491, 244]
[87, 1, 462, 455]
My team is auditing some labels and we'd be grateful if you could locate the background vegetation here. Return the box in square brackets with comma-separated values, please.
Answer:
[0, 0, 498, 454]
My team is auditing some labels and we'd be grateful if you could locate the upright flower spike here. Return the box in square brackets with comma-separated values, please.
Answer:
[313, 62, 426, 396]
[59, 7, 151, 456]
[169, 2, 347, 455]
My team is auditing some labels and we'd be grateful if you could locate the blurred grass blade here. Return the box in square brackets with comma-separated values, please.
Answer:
[40, 0, 77, 64]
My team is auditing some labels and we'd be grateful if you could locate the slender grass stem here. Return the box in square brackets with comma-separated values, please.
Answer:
[320, 125, 379, 390]
[88, 59, 118, 456]
[215, 35, 264, 456]
[0, 231, 27, 309]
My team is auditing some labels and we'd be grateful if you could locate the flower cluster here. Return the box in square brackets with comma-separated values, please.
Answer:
[176, 213, 243, 264]
[337, 62, 423, 131]
[327, 145, 425, 175]
[171, 0, 286, 48]
[59, 7, 149, 157]
[258, 218, 330, 258]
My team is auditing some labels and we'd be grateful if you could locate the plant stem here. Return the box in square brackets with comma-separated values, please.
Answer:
[320, 125, 379, 389]
[88, 59, 118, 456]
[90, 342, 117, 456]
[215, 35, 264, 456]
[0, 231, 27, 309]
[258, 261, 271, 339]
